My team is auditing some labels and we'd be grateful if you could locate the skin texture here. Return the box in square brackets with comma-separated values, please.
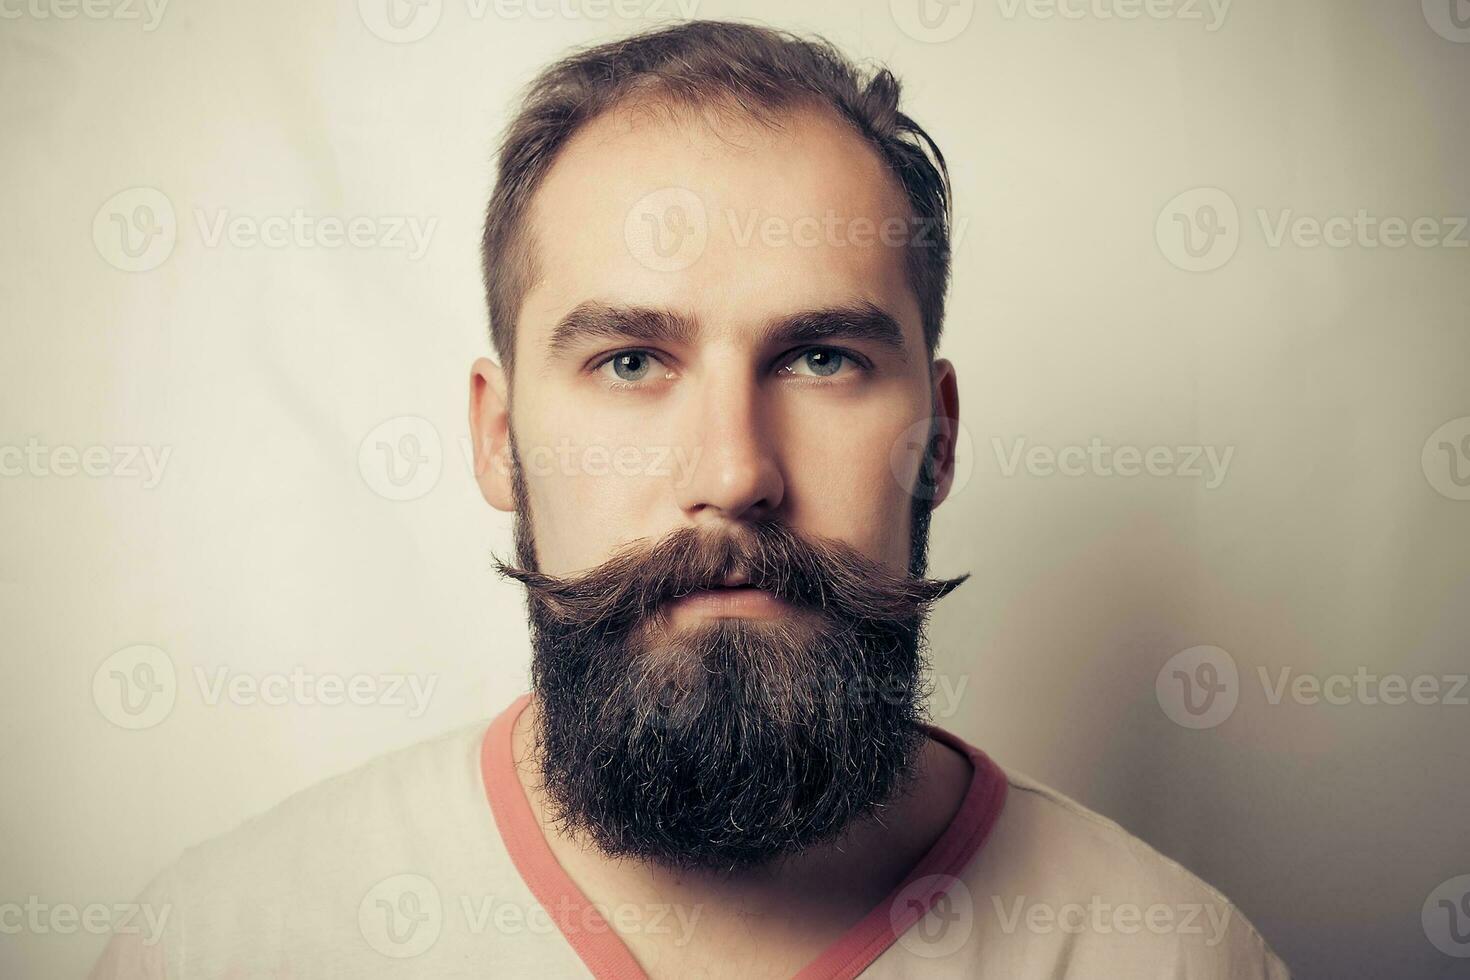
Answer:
[468, 101, 970, 978]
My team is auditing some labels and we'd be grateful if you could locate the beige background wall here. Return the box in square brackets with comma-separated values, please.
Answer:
[3, 0, 1467, 976]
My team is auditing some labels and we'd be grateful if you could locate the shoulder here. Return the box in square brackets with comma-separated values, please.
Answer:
[942, 760, 1292, 978]
[180, 721, 489, 879]
[90, 721, 498, 980]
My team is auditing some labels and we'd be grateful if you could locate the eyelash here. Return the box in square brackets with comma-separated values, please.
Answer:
[592, 346, 870, 390]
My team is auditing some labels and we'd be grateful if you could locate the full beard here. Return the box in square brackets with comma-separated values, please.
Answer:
[497, 437, 965, 874]
[526, 596, 933, 873]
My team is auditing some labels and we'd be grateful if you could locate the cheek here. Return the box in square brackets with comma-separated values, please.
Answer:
[513, 420, 675, 576]
[781, 404, 928, 568]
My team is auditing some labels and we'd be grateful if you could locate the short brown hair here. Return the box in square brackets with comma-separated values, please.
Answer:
[480, 19, 953, 376]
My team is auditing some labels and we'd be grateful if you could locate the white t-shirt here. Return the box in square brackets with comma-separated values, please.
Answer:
[91, 693, 1291, 979]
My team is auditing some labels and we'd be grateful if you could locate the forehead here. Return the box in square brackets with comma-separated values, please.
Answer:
[516, 100, 923, 357]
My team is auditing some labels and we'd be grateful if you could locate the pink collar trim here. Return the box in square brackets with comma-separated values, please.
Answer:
[480, 692, 1007, 980]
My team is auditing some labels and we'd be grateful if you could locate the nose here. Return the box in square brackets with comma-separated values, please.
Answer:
[673, 371, 785, 525]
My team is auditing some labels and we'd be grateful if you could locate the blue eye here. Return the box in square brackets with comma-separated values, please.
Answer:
[603, 351, 655, 382]
[786, 348, 848, 378]
[595, 346, 858, 387]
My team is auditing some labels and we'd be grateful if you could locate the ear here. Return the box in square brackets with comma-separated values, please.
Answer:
[468, 357, 515, 512]
[925, 358, 961, 509]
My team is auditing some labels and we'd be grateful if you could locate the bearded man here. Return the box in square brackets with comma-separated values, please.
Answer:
[93, 19, 1289, 980]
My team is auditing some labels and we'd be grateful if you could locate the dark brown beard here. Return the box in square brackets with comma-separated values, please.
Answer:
[495, 469, 968, 873]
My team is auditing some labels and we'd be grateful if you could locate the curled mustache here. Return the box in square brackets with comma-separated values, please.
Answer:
[493, 522, 968, 635]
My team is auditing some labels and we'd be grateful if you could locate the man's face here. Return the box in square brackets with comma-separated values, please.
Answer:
[477, 102, 955, 584]
[470, 100, 963, 871]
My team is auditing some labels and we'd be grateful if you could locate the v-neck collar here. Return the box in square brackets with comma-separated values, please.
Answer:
[480, 692, 1007, 980]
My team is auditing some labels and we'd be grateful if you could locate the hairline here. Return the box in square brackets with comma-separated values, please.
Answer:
[499, 92, 930, 394]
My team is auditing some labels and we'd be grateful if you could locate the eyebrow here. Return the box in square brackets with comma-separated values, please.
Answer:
[545, 303, 698, 358]
[764, 304, 908, 359]
[545, 301, 909, 362]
